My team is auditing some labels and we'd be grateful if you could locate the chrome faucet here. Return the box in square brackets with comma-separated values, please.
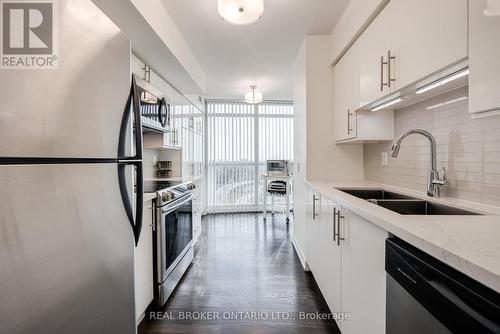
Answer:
[391, 129, 447, 197]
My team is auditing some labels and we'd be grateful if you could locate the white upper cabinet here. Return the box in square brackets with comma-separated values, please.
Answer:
[334, 42, 360, 141]
[335, 37, 394, 143]
[389, 0, 468, 90]
[469, 0, 500, 117]
[356, 0, 467, 108]
[131, 53, 145, 78]
[358, 7, 391, 107]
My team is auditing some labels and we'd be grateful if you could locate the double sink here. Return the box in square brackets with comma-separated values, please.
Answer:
[337, 189, 482, 216]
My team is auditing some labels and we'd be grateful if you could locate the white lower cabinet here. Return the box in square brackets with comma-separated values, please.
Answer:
[339, 207, 387, 334]
[318, 196, 342, 327]
[305, 187, 387, 333]
[134, 200, 154, 322]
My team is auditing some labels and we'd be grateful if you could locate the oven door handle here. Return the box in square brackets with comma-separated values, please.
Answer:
[161, 194, 194, 214]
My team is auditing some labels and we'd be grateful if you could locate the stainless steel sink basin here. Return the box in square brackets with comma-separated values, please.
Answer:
[337, 188, 483, 216]
[373, 200, 482, 216]
[337, 188, 416, 200]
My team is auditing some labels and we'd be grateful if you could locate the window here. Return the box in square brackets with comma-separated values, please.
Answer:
[206, 100, 293, 213]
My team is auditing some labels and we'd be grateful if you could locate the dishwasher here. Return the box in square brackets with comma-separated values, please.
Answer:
[385, 237, 500, 334]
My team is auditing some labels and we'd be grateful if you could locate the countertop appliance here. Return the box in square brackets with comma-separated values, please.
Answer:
[0, 1, 142, 333]
[266, 160, 290, 175]
[386, 238, 500, 334]
[147, 181, 195, 306]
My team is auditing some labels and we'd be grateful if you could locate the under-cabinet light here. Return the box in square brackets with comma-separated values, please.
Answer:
[416, 69, 469, 95]
[371, 97, 403, 112]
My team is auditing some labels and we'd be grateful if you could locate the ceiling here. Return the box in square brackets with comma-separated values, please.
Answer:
[161, 0, 350, 100]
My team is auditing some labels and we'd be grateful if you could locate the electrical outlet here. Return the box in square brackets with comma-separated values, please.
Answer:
[381, 152, 389, 166]
[152, 155, 158, 166]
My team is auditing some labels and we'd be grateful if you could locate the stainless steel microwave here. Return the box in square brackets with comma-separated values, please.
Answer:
[133, 74, 171, 132]
[266, 160, 290, 175]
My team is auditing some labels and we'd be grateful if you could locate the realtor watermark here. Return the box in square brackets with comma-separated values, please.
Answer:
[149, 311, 352, 322]
[1, 0, 58, 69]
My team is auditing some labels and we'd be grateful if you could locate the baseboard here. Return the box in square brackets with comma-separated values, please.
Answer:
[291, 235, 309, 271]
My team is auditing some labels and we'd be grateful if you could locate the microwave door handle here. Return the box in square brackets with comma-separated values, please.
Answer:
[118, 161, 143, 246]
[159, 97, 168, 127]
[118, 75, 143, 161]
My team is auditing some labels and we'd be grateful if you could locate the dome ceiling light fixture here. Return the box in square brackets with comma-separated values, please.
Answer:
[218, 0, 264, 26]
[245, 85, 263, 104]
[484, 0, 500, 16]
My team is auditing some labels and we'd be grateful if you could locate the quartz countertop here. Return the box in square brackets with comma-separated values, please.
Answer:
[305, 180, 500, 292]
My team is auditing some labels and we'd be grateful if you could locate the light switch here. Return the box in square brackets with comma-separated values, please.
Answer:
[381, 152, 389, 166]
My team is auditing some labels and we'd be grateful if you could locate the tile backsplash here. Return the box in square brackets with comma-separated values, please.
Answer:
[364, 86, 500, 207]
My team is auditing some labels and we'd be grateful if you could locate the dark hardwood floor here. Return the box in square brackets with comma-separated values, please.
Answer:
[138, 213, 340, 334]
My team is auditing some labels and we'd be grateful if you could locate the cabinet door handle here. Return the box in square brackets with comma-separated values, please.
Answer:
[312, 194, 319, 220]
[387, 50, 396, 88]
[336, 210, 345, 246]
[380, 55, 388, 91]
[333, 207, 337, 242]
[347, 109, 353, 134]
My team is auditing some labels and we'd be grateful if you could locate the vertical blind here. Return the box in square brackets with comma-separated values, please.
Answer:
[206, 100, 294, 213]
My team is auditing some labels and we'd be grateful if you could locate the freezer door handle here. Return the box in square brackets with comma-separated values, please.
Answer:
[118, 161, 143, 246]
[118, 75, 143, 160]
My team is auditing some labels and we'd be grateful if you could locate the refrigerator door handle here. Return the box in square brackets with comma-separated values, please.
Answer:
[117, 76, 144, 246]
[118, 161, 143, 246]
[118, 75, 143, 161]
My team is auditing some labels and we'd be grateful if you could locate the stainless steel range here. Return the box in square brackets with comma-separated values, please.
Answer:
[145, 181, 195, 306]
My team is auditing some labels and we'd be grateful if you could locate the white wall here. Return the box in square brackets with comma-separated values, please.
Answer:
[92, 0, 205, 95]
[130, 0, 205, 92]
[304, 36, 364, 182]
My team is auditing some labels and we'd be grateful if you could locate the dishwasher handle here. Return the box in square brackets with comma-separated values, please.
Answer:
[386, 238, 500, 334]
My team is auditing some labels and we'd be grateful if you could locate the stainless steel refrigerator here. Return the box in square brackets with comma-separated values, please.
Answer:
[0, 1, 143, 333]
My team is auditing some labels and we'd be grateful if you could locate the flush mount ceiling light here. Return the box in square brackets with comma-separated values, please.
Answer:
[218, 0, 264, 26]
[245, 85, 263, 104]
[484, 0, 500, 16]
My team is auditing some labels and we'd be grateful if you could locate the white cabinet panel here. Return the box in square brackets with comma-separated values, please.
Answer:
[318, 197, 342, 327]
[389, 0, 467, 90]
[358, 7, 391, 107]
[340, 209, 387, 334]
[306, 190, 321, 273]
[334, 43, 359, 141]
[131, 54, 146, 77]
[134, 201, 154, 322]
[469, 0, 500, 116]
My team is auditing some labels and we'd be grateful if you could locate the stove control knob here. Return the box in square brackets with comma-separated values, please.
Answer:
[161, 191, 174, 202]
